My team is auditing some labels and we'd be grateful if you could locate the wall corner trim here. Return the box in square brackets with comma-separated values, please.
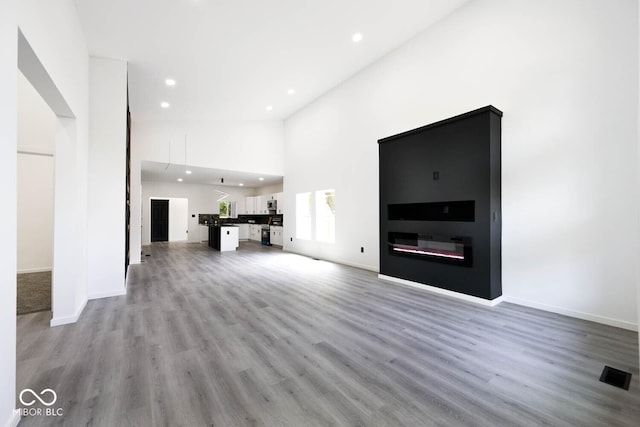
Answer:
[282, 248, 379, 272]
[378, 274, 503, 307]
[50, 298, 87, 327]
[17, 268, 52, 274]
[502, 296, 638, 331]
[87, 289, 126, 300]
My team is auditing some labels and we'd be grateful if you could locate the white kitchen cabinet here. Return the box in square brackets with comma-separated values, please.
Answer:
[238, 224, 249, 240]
[220, 226, 239, 251]
[274, 192, 283, 214]
[200, 225, 209, 242]
[249, 224, 262, 241]
[245, 196, 256, 214]
[255, 195, 267, 214]
[270, 225, 283, 246]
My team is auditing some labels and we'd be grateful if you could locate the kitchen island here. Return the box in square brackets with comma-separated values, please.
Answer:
[208, 225, 239, 252]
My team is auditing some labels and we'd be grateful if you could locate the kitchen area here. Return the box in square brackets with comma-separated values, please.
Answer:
[200, 192, 284, 252]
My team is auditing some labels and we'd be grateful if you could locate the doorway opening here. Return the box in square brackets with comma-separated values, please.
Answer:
[148, 197, 189, 244]
[151, 199, 169, 242]
[16, 71, 55, 315]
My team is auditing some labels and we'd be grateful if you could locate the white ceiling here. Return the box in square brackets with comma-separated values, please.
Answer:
[75, 0, 470, 122]
[77, 0, 470, 187]
[141, 161, 283, 188]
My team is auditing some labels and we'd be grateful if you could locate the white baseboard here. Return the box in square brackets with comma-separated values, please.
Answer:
[378, 274, 503, 307]
[4, 411, 20, 427]
[282, 248, 379, 272]
[17, 267, 52, 274]
[88, 288, 126, 300]
[50, 298, 87, 327]
[502, 296, 638, 331]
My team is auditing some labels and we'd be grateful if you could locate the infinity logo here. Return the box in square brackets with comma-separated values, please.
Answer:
[19, 389, 57, 407]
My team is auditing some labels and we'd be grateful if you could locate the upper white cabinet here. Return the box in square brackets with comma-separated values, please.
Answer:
[245, 196, 256, 214]
[255, 195, 265, 214]
[274, 192, 283, 214]
[244, 193, 283, 215]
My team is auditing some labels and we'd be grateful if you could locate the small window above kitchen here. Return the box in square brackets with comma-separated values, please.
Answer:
[219, 201, 237, 218]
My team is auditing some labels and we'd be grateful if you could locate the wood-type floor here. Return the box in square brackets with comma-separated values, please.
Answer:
[17, 242, 640, 426]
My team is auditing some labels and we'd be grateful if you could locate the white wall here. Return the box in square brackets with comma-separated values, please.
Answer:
[17, 154, 54, 273]
[134, 120, 284, 174]
[0, 0, 19, 424]
[168, 198, 189, 242]
[17, 71, 56, 274]
[255, 183, 284, 196]
[284, 0, 639, 329]
[637, 0, 640, 367]
[19, 0, 90, 326]
[87, 57, 127, 299]
[141, 181, 254, 245]
[131, 119, 285, 263]
[17, 71, 56, 155]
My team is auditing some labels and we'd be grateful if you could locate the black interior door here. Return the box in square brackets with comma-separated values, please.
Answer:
[151, 199, 169, 242]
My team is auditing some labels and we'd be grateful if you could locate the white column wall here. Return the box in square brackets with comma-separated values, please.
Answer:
[637, 0, 640, 369]
[284, 0, 639, 329]
[87, 57, 127, 299]
[19, 0, 90, 326]
[0, 0, 19, 424]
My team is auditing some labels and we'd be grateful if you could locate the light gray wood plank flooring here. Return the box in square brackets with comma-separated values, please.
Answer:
[16, 241, 640, 426]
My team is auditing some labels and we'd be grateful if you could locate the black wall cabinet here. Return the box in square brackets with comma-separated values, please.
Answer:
[379, 106, 502, 300]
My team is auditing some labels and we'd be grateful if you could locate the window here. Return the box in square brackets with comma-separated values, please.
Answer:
[315, 189, 335, 243]
[219, 201, 236, 218]
[296, 192, 312, 239]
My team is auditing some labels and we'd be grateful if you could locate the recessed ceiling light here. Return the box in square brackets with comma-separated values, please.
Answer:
[161, 101, 170, 108]
[352, 32, 363, 43]
[259, 177, 265, 181]
[239, 183, 244, 187]
[185, 170, 192, 174]
[177, 178, 183, 182]
[287, 88, 295, 95]
[165, 78, 176, 86]
[266, 105, 273, 111]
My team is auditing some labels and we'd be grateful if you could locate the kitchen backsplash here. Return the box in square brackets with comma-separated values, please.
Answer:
[198, 214, 218, 225]
[199, 213, 283, 226]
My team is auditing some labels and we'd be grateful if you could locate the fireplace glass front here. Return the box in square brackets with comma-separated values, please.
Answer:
[388, 232, 472, 266]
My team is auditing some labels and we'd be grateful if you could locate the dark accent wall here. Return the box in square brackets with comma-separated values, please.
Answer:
[378, 106, 502, 300]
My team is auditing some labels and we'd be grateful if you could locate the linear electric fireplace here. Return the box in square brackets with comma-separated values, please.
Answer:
[388, 232, 472, 266]
[378, 106, 502, 301]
